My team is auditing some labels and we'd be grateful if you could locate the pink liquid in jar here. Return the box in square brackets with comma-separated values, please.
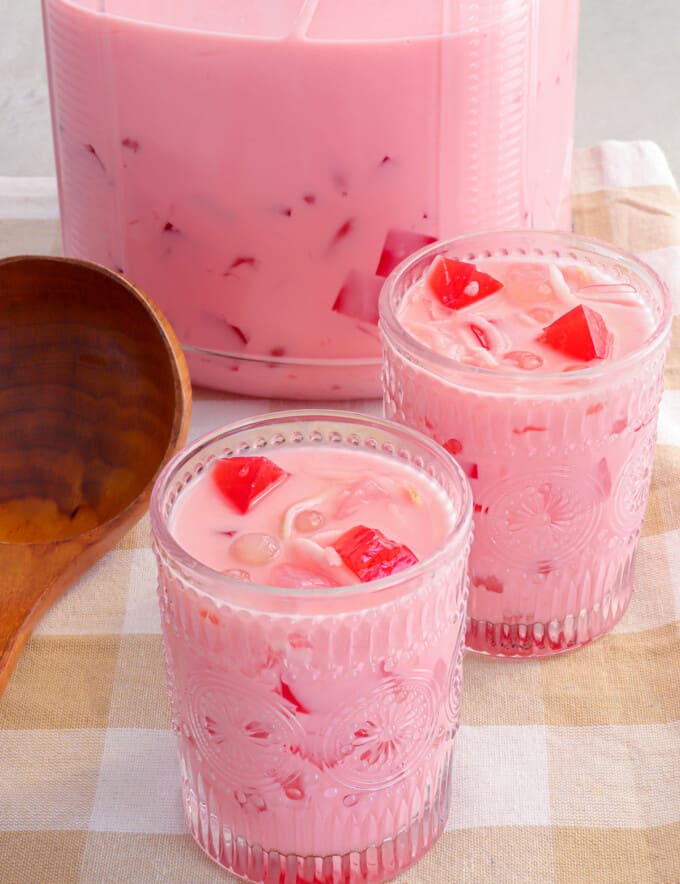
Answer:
[43, 0, 579, 398]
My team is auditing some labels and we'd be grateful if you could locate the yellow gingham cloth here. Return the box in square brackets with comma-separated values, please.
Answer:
[0, 141, 679, 883]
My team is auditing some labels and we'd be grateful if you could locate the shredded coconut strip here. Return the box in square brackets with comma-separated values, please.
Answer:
[549, 264, 580, 308]
[577, 283, 641, 307]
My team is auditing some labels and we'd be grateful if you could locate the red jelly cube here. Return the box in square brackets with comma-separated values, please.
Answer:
[443, 438, 463, 456]
[332, 525, 417, 583]
[543, 305, 613, 361]
[427, 256, 503, 309]
[332, 270, 383, 325]
[213, 456, 287, 514]
[376, 229, 437, 277]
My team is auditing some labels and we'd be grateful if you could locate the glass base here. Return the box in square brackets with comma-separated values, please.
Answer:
[183, 779, 449, 884]
[465, 582, 634, 657]
[185, 346, 382, 400]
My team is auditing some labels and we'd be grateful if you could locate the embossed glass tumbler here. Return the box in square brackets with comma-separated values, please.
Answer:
[150, 412, 472, 883]
[380, 231, 672, 657]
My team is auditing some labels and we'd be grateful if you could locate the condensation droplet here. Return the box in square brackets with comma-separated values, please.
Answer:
[343, 794, 359, 807]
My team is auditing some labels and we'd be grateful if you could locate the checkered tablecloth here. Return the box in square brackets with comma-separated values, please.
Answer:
[1, 141, 679, 883]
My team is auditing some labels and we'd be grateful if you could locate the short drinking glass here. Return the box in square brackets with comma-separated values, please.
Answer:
[380, 230, 672, 656]
[150, 411, 473, 882]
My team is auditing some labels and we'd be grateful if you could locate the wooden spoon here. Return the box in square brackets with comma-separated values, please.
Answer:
[0, 255, 192, 696]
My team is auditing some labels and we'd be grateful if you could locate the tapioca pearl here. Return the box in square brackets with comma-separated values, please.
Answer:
[293, 509, 326, 533]
[528, 306, 554, 324]
[223, 568, 252, 582]
[503, 350, 544, 370]
[230, 533, 281, 565]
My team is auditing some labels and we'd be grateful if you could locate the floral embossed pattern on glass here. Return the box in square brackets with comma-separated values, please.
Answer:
[380, 231, 672, 657]
[151, 412, 472, 883]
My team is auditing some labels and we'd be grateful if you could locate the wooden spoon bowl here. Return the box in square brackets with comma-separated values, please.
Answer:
[0, 255, 191, 695]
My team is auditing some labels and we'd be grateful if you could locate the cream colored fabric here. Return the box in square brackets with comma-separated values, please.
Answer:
[1, 142, 679, 883]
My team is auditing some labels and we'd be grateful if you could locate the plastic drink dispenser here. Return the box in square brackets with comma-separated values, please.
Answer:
[42, 0, 580, 398]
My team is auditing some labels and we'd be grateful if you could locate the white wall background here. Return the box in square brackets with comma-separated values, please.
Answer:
[1, 0, 678, 179]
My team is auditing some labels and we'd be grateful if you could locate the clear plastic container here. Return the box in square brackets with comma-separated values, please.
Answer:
[42, 0, 580, 399]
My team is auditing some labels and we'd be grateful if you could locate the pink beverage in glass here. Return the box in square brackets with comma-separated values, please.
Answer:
[150, 412, 472, 883]
[380, 231, 672, 657]
[42, 0, 579, 399]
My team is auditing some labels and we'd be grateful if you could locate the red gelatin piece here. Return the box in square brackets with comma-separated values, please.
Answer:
[427, 256, 503, 309]
[279, 679, 310, 714]
[228, 256, 257, 271]
[121, 137, 140, 152]
[332, 525, 417, 583]
[332, 270, 383, 325]
[473, 575, 504, 594]
[470, 323, 491, 350]
[596, 457, 612, 497]
[227, 323, 249, 346]
[376, 229, 437, 277]
[543, 305, 613, 361]
[281, 773, 306, 801]
[213, 456, 288, 514]
[460, 461, 478, 480]
[85, 143, 105, 170]
[329, 218, 355, 248]
[443, 438, 463, 455]
[512, 425, 547, 435]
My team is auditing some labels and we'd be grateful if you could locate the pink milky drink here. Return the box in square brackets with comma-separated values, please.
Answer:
[380, 231, 672, 657]
[150, 412, 472, 882]
[42, 0, 579, 399]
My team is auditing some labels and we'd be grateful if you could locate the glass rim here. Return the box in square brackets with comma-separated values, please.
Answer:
[150, 409, 473, 603]
[378, 229, 673, 386]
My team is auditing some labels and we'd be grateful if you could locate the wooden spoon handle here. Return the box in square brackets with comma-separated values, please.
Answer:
[0, 542, 81, 696]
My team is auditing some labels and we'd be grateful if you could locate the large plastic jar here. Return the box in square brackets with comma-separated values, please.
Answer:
[42, 0, 580, 399]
